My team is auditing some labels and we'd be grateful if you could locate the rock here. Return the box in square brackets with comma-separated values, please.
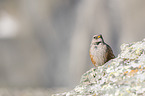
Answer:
[53, 39, 145, 96]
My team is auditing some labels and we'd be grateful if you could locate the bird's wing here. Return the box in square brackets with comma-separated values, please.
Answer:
[105, 44, 115, 62]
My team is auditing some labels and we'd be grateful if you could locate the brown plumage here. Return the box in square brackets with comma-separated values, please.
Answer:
[89, 34, 115, 67]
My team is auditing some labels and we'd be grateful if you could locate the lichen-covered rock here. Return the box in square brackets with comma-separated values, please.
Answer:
[53, 39, 145, 96]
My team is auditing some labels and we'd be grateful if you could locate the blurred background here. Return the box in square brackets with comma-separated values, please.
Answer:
[0, 0, 145, 95]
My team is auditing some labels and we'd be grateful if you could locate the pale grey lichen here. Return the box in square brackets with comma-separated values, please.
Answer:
[53, 39, 145, 96]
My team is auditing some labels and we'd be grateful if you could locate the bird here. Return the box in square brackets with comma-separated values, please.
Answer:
[89, 34, 115, 67]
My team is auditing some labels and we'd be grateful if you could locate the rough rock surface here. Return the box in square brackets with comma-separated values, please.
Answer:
[53, 39, 145, 96]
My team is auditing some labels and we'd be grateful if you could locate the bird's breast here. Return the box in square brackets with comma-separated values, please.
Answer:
[90, 45, 107, 66]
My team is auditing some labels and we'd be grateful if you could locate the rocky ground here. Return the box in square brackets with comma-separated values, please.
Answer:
[53, 38, 145, 96]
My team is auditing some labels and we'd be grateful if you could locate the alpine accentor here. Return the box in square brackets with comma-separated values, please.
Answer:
[89, 34, 115, 67]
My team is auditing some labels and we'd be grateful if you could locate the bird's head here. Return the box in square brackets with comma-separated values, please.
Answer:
[91, 34, 104, 45]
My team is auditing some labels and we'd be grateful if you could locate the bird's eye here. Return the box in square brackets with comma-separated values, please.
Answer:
[94, 36, 96, 39]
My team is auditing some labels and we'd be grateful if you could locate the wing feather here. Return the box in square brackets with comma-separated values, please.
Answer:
[105, 44, 115, 63]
